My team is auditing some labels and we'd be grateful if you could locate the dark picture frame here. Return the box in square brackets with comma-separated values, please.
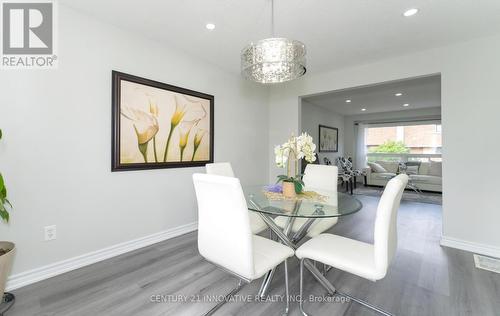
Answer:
[112, 71, 214, 171]
[318, 124, 338, 152]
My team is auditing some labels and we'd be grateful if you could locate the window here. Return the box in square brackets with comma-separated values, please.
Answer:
[365, 123, 442, 162]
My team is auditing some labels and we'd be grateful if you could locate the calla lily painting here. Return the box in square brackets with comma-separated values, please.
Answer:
[112, 71, 214, 171]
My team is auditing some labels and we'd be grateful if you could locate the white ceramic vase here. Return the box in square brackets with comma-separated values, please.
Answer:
[0, 241, 15, 298]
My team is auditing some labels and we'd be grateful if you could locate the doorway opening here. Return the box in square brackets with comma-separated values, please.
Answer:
[299, 74, 442, 204]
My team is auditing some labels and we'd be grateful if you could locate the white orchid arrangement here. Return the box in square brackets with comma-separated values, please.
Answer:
[275, 133, 317, 193]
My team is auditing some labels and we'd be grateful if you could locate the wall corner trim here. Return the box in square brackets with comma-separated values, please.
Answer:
[440, 236, 500, 258]
[6, 222, 198, 291]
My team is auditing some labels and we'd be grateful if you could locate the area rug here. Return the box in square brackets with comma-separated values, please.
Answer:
[341, 185, 442, 205]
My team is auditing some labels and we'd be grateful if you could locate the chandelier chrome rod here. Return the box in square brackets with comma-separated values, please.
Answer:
[240, 0, 307, 84]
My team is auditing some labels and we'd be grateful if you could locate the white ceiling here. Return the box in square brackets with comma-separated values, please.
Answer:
[303, 75, 441, 116]
[60, 0, 500, 75]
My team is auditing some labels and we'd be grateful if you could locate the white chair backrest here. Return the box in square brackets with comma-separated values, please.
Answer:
[206, 162, 235, 177]
[192, 173, 254, 279]
[373, 174, 408, 279]
[303, 164, 338, 192]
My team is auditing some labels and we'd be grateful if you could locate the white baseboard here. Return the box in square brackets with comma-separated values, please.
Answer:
[440, 236, 500, 259]
[6, 222, 198, 291]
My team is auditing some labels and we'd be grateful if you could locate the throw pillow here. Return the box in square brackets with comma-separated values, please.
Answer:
[368, 162, 387, 173]
[428, 161, 442, 177]
[400, 161, 420, 174]
[406, 165, 419, 175]
[377, 161, 399, 173]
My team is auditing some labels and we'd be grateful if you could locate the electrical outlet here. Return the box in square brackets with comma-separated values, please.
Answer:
[44, 225, 57, 241]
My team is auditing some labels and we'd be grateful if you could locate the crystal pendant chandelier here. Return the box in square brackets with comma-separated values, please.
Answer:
[241, 0, 307, 84]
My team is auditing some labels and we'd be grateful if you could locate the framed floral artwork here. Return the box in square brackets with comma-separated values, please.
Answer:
[112, 71, 214, 171]
[318, 125, 338, 152]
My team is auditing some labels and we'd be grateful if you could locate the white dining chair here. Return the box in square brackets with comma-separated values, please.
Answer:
[205, 162, 235, 177]
[295, 174, 408, 316]
[274, 164, 339, 239]
[193, 173, 294, 315]
[206, 162, 268, 235]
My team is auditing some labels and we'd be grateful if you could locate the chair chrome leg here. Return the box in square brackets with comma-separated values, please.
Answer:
[337, 290, 394, 316]
[258, 268, 276, 299]
[283, 259, 290, 315]
[203, 279, 244, 316]
[303, 259, 336, 295]
[299, 259, 310, 316]
[300, 259, 393, 316]
[321, 263, 333, 276]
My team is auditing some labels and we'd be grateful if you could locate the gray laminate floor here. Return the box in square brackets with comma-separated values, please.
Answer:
[8, 195, 500, 316]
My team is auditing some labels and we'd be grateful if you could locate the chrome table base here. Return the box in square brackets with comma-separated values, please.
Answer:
[253, 203, 337, 299]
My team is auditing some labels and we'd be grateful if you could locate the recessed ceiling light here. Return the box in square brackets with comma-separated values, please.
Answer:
[345, 99, 351, 103]
[403, 8, 419, 17]
[205, 23, 216, 30]
[361, 108, 367, 111]
[403, 103, 410, 107]
[395, 93, 403, 96]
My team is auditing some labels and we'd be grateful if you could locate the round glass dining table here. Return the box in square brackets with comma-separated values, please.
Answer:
[244, 185, 362, 218]
[242, 185, 363, 298]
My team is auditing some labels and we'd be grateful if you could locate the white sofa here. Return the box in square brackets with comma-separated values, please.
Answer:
[363, 160, 442, 193]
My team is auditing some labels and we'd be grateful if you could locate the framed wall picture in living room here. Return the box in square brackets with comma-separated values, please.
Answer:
[318, 124, 338, 152]
[112, 71, 214, 171]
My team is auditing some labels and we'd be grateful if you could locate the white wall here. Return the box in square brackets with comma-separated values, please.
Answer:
[2, 3, 500, 288]
[343, 107, 441, 162]
[0, 5, 269, 278]
[300, 101, 344, 164]
[268, 34, 500, 256]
